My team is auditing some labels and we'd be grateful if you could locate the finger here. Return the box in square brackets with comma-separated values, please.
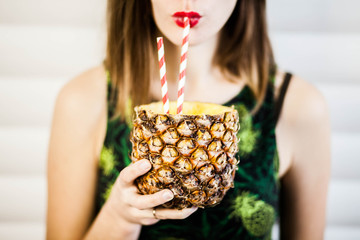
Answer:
[118, 159, 151, 186]
[127, 189, 174, 210]
[127, 207, 160, 225]
[135, 207, 198, 220]
[155, 207, 198, 220]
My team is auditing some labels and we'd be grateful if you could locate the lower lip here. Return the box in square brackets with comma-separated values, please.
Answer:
[173, 17, 201, 28]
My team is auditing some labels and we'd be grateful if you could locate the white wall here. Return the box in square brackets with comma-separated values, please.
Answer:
[0, 0, 359, 239]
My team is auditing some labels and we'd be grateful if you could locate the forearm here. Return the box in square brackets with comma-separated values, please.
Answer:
[84, 202, 141, 240]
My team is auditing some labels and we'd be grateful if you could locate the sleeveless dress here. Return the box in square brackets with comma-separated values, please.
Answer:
[95, 72, 292, 239]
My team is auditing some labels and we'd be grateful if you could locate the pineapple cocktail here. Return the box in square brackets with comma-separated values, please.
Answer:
[130, 101, 240, 209]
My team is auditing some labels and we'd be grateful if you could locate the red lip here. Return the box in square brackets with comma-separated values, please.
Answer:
[172, 11, 201, 28]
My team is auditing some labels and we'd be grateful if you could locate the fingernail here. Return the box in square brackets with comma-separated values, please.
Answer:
[140, 161, 151, 171]
[163, 191, 174, 201]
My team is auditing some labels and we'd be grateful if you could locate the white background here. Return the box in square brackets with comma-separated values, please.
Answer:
[0, 0, 360, 239]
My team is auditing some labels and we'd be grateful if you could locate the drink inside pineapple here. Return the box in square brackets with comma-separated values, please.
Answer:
[130, 101, 240, 209]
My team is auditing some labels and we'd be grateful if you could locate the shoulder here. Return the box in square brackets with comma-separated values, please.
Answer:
[275, 71, 329, 129]
[57, 65, 107, 111]
[53, 64, 107, 136]
[56, 65, 107, 120]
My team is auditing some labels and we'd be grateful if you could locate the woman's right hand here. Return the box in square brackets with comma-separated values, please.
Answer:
[104, 159, 198, 226]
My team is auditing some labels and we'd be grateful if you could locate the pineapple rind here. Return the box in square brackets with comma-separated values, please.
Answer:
[130, 102, 240, 209]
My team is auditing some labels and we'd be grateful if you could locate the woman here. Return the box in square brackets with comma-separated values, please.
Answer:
[46, 0, 331, 239]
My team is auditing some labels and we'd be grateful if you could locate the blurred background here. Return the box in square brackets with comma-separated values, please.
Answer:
[0, 0, 359, 239]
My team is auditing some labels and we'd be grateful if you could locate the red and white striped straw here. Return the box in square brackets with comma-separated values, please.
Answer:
[157, 37, 169, 114]
[176, 17, 190, 114]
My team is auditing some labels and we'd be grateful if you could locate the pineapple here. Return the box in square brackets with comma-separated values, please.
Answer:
[130, 101, 240, 209]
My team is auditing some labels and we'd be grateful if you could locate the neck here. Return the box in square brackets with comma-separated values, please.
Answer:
[163, 34, 219, 86]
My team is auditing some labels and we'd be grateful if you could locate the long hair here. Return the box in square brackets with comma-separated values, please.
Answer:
[105, 0, 275, 120]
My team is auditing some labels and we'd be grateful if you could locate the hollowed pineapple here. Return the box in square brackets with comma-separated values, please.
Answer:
[130, 101, 240, 209]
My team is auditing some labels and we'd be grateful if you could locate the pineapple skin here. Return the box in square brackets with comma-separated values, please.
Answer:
[130, 105, 240, 209]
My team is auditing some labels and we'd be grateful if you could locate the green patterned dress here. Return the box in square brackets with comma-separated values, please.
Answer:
[96, 73, 280, 240]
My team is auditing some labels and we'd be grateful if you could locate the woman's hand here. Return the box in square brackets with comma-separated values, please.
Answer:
[104, 159, 198, 226]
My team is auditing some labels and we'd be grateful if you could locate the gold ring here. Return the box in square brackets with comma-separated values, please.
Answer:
[152, 208, 158, 219]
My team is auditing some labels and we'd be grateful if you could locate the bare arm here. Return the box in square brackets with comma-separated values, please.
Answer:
[278, 76, 331, 239]
[46, 67, 107, 239]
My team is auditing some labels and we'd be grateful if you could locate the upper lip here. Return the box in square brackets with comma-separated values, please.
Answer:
[172, 11, 201, 18]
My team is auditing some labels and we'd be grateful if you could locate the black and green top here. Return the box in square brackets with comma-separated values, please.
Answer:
[95, 72, 292, 239]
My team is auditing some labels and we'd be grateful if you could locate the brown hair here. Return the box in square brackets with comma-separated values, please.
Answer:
[105, 0, 275, 120]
